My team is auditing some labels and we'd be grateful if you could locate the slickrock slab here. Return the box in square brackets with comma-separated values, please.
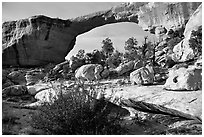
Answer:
[104, 85, 202, 121]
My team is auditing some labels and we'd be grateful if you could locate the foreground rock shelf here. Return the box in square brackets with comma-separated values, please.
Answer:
[104, 85, 202, 122]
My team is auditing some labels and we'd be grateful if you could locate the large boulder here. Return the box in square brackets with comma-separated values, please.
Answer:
[27, 83, 51, 95]
[2, 2, 201, 67]
[2, 85, 28, 97]
[75, 64, 103, 82]
[164, 66, 202, 91]
[114, 61, 134, 76]
[172, 4, 202, 62]
[34, 88, 58, 103]
[25, 69, 46, 85]
[104, 85, 202, 121]
[7, 71, 26, 85]
[130, 64, 154, 85]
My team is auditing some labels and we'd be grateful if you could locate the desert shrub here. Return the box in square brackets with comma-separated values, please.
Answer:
[106, 50, 123, 68]
[85, 50, 106, 65]
[31, 85, 127, 135]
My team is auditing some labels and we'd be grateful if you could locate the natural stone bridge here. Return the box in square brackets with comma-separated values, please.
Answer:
[2, 2, 201, 67]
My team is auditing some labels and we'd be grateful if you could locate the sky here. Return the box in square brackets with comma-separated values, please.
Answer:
[2, 2, 158, 60]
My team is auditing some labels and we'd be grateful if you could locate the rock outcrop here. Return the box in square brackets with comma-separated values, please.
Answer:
[114, 61, 135, 76]
[2, 2, 201, 67]
[130, 64, 154, 85]
[164, 66, 202, 91]
[104, 85, 202, 121]
[172, 4, 202, 62]
[75, 64, 103, 82]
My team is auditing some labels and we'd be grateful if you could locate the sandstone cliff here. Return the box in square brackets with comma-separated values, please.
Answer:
[172, 4, 202, 62]
[2, 2, 201, 67]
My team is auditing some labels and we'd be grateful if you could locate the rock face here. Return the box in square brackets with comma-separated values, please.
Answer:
[172, 4, 202, 62]
[75, 64, 103, 82]
[25, 70, 45, 85]
[164, 66, 202, 91]
[27, 83, 51, 95]
[130, 65, 154, 85]
[114, 61, 135, 76]
[2, 2, 201, 67]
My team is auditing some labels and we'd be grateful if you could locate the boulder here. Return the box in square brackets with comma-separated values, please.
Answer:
[104, 85, 202, 121]
[27, 83, 51, 95]
[7, 71, 26, 85]
[75, 64, 103, 82]
[2, 2, 201, 67]
[114, 61, 134, 76]
[2, 85, 28, 97]
[130, 64, 154, 85]
[25, 70, 46, 85]
[34, 88, 58, 103]
[164, 66, 202, 91]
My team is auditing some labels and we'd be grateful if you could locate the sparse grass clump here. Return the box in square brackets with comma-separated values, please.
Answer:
[31, 84, 127, 135]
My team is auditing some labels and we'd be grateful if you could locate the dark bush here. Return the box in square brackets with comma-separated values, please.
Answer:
[189, 26, 202, 57]
[31, 85, 127, 135]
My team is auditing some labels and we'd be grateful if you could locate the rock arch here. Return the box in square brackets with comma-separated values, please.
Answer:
[2, 2, 201, 67]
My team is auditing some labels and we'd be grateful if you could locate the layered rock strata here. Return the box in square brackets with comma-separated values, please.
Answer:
[2, 2, 201, 66]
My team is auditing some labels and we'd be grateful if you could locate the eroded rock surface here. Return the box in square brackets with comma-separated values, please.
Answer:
[104, 85, 202, 121]
[164, 66, 202, 91]
[114, 61, 135, 76]
[172, 4, 202, 62]
[130, 64, 154, 85]
[75, 64, 103, 82]
[2, 2, 201, 67]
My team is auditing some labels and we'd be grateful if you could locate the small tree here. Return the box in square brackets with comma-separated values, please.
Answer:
[106, 50, 123, 68]
[101, 37, 114, 57]
[140, 36, 149, 60]
[84, 50, 105, 65]
[123, 37, 139, 61]
[124, 37, 138, 51]
[76, 49, 85, 59]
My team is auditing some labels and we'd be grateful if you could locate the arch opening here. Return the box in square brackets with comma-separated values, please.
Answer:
[66, 22, 158, 60]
